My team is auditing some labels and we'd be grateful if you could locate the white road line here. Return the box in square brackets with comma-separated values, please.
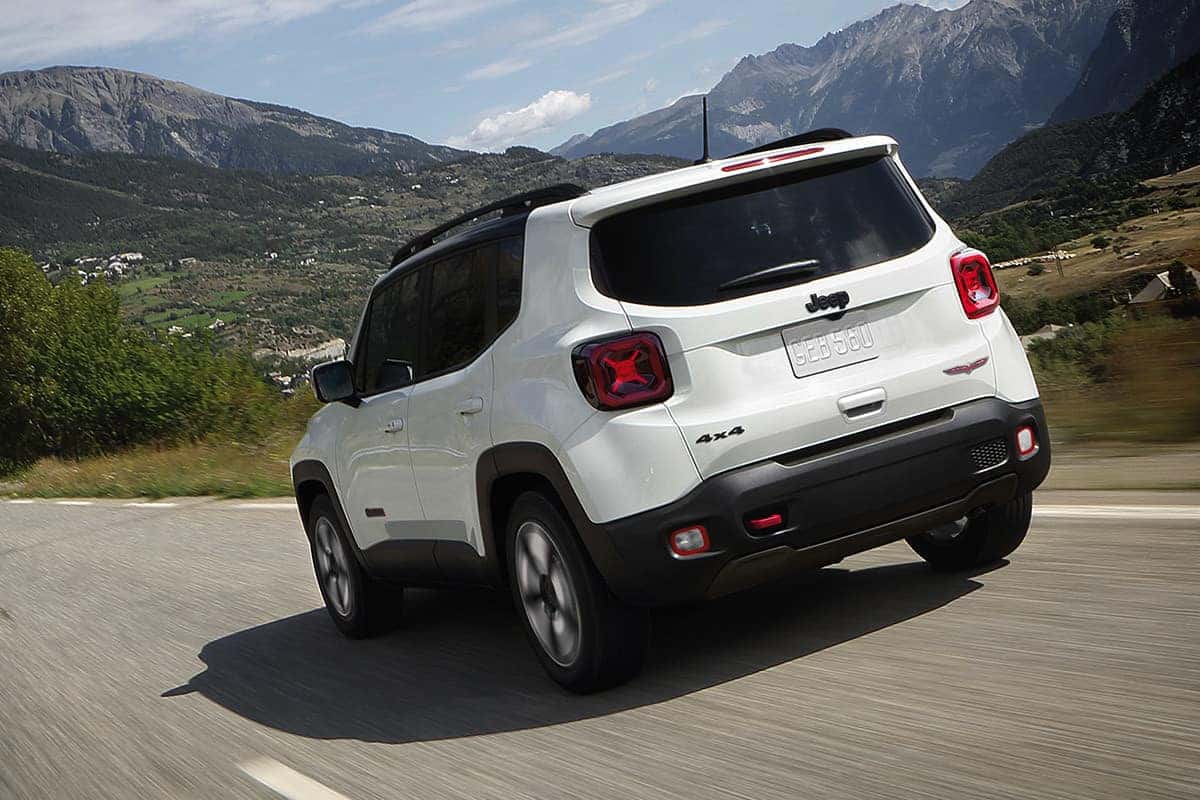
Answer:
[232, 502, 296, 510]
[123, 502, 179, 508]
[240, 757, 351, 800]
[54, 500, 93, 506]
[6, 499, 35, 504]
[1035, 505, 1200, 520]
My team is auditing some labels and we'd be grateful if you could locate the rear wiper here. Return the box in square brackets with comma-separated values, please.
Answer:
[717, 259, 822, 292]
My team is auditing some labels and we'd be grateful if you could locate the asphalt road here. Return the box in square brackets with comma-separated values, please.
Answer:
[1, 492, 1197, 799]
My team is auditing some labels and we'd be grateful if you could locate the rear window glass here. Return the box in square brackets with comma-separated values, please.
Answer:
[590, 156, 935, 306]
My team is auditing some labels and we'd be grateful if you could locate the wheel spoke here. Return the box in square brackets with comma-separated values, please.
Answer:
[522, 526, 551, 575]
[515, 544, 543, 603]
[552, 609, 578, 659]
[527, 603, 553, 651]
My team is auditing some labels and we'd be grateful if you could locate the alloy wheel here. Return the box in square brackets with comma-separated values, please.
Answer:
[515, 520, 581, 667]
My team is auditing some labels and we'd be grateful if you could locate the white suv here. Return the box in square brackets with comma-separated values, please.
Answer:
[292, 132, 1050, 692]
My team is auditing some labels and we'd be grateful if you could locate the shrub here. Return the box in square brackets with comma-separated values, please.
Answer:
[1091, 235, 1111, 250]
[1168, 260, 1199, 298]
[0, 248, 280, 474]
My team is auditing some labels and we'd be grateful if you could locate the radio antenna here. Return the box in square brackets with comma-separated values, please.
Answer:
[694, 95, 711, 165]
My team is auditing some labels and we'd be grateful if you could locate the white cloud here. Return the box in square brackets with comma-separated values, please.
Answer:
[362, 0, 516, 34]
[449, 89, 592, 151]
[0, 0, 367, 67]
[665, 18, 731, 46]
[915, 0, 969, 8]
[589, 67, 632, 86]
[525, 0, 661, 50]
[466, 57, 532, 81]
[642, 78, 658, 94]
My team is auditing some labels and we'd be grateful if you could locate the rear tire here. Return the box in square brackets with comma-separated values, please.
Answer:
[307, 494, 403, 638]
[506, 492, 649, 693]
[906, 491, 1032, 572]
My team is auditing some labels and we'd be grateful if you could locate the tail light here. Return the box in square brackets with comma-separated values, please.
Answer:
[1015, 424, 1039, 459]
[951, 249, 999, 319]
[573, 332, 673, 411]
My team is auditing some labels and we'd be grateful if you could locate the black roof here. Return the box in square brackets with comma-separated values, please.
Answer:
[389, 183, 586, 268]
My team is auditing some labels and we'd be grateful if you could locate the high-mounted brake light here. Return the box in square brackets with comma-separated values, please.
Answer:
[951, 248, 1000, 319]
[720, 147, 824, 173]
[721, 157, 764, 172]
[767, 146, 823, 164]
[572, 332, 674, 411]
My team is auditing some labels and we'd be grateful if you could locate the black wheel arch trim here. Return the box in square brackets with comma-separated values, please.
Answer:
[476, 442, 641, 599]
[291, 459, 372, 572]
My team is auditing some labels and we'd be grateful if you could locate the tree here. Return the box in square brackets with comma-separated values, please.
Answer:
[1168, 261, 1199, 298]
[1091, 235, 1111, 250]
[0, 248, 279, 474]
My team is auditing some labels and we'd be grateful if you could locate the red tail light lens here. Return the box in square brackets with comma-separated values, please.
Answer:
[1015, 424, 1039, 459]
[951, 249, 1000, 319]
[573, 332, 674, 410]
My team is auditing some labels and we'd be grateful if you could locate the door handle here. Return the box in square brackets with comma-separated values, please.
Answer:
[382, 418, 404, 433]
[456, 397, 484, 415]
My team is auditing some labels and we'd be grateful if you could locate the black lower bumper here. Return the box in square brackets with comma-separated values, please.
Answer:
[595, 397, 1051, 606]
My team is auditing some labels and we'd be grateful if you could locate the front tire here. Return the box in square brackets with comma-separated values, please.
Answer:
[506, 492, 649, 693]
[307, 494, 403, 638]
[906, 491, 1033, 572]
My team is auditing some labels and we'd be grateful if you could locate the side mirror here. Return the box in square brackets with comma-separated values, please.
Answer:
[311, 360, 357, 405]
[377, 358, 414, 392]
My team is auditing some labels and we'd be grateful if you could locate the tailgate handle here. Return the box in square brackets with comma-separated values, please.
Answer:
[838, 388, 886, 420]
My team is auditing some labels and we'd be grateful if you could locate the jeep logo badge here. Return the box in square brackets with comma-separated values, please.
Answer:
[806, 291, 850, 313]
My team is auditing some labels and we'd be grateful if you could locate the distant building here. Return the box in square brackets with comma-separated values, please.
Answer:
[1130, 267, 1200, 304]
[207, 319, 226, 331]
[178, 257, 199, 266]
[115, 252, 145, 262]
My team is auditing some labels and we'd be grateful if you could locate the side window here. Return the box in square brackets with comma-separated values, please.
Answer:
[422, 248, 489, 377]
[360, 270, 421, 394]
[497, 236, 523, 331]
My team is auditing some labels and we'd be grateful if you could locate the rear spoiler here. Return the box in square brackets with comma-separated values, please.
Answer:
[569, 135, 898, 228]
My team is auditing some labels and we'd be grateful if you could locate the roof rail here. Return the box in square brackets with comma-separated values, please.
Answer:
[390, 183, 587, 267]
[731, 128, 853, 158]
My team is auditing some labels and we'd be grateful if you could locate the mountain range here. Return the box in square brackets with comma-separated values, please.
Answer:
[554, 0, 1193, 177]
[1049, 0, 1200, 123]
[0, 66, 465, 175]
[934, 47, 1200, 217]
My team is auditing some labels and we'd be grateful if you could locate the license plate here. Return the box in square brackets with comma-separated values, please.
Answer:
[782, 320, 879, 378]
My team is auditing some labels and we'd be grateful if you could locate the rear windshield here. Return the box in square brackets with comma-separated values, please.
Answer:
[590, 156, 935, 306]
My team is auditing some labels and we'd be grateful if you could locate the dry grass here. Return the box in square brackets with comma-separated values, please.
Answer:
[994, 172, 1200, 301]
[998, 205, 1200, 300]
[1035, 317, 1200, 445]
[1144, 164, 1200, 188]
[5, 439, 295, 498]
[4, 396, 316, 499]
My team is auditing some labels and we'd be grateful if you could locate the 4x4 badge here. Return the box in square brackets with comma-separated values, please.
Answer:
[696, 426, 745, 444]
[944, 357, 989, 375]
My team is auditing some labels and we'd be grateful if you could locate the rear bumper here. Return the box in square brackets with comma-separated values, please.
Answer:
[595, 397, 1050, 606]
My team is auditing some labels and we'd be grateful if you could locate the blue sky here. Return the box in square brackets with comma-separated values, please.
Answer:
[0, 0, 966, 152]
